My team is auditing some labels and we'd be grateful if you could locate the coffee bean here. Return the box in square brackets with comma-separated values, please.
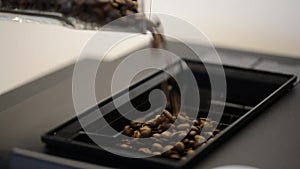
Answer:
[170, 153, 181, 159]
[183, 138, 190, 144]
[177, 123, 191, 130]
[161, 131, 172, 138]
[186, 140, 195, 148]
[163, 145, 174, 152]
[175, 130, 188, 138]
[140, 127, 152, 137]
[189, 130, 197, 137]
[162, 150, 172, 157]
[193, 120, 199, 126]
[191, 126, 199, 131]
[115, 0, 126, 5]
[163, 109, 173, 120]
[133, 130, 141, 138]
[123, 127, 133, 136]
[111, 2, 119, 8]
[210, 121, 219, 128]
[145, 120, 159, 128]
[130, 121, 141, 128]
[172, 131, 187, 138]
[177, 114, 187, 122]
[153, 133, 161, 137]
[97, 0, 110, 3]
[187, 149, 194, 154]
[138, 148, 152, 154]
[174, 142, 185, 152]
[160, 122, 172, 131]
[152, 143, 163, 151]
[120, 144, 131, 149]
[213, 129, 221, 135]
[194, 135, 206, 144]
[204, 132, 214, 138]
[153, 151, 161, 156]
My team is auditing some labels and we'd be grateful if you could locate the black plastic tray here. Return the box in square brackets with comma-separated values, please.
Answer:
[42, 59, 297, 169]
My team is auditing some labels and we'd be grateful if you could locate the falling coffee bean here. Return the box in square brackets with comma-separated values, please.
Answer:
[163, 109, 173, 120]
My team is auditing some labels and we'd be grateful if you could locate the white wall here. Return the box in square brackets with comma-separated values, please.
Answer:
[151, 0, 300, 57]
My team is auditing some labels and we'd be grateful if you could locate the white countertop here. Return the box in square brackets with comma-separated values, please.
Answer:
[1, 0, 300, 95]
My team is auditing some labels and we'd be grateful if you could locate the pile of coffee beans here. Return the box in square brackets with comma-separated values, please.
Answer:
[1, 0, 138, 24]
[118, 109, 221, 160]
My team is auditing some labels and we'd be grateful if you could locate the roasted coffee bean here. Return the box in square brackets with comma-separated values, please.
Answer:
[174, 130, 188, 138]
[123, 127, 133, 136]
[163, 109, 173, 120]
[194, 135, 206, 144]
[183, 138, 190, 144]
[170, 153, 181, 159]
[210, 121, 219, 128]
[186, 140, 195, 148]
[163, 145, 174, 152]
[162, 150, 172, 157]
[187, 149, 194, 155]
[97, 0, 110, 3]
[193, 119, 199, 126]
[152, 151, 161, 156]
[154, 115, 164, 124]
[138, 148, 152, 154]
[177, 123, 191, 130]
[204, 132, 214, 138]
[140, 126, 151, 131]
[130, 121, 138, 127]
[191, 126, 199, 131]
[115, 0, 126, 5]
[161, 131, 172, 138]
[140, 127, 152, 137]
[174, 142, 185, 152]
[177, 114, 187, 122]
[153, 133, 161, 137]
[124, 125, 130, 130]
[133, 130, 141, 138]
[140, 130, 151, 138]
[145, 120, 159, 128]
[119, 144, 131, 149]
[159, 122, 172, 131]
[152, 143, 163, 151]
[189, 130, 197, 137]
[213, 128, 221, 135]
